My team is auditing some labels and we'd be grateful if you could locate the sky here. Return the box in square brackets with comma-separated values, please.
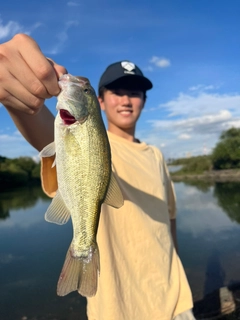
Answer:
[0, 0, 240, 160]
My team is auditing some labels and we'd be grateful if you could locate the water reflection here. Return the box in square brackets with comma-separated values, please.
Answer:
[203, 248, 225, 296]
[0, 186, 87, 320]
[179, 180, 240, 225]
[1, 183, 240, 319]
[0, 186, 49, 220]
[214, 182, 240, 224]
[175, 180, 240, 307]
[179, 179, 214, 193]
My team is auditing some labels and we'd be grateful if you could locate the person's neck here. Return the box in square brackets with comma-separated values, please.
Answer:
[108, 126, 137, 142]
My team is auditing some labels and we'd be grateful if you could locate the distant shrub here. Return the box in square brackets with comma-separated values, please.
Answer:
[0, 156, 40, 190]
[171, 155, 212, 175]
[212, 128, 240, 170]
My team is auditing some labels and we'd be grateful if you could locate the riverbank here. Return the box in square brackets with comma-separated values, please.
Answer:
[171, 169, 240, 182]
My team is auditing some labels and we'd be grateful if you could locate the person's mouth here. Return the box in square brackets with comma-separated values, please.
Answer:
[118, 109, 133, 115]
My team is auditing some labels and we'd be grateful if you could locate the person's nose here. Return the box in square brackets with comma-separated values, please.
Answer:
[120, 94, 131, 106]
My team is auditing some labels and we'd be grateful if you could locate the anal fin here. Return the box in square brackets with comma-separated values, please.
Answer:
[45, 190, 70, 225]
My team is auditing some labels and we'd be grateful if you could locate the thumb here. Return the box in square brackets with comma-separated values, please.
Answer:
[47, 57, 68, 79]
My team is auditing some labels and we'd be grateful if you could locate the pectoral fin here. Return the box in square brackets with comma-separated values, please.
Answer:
[39, 141, 56, 158]
[104, 172, 124, 208]
[45, 190, 70, 225]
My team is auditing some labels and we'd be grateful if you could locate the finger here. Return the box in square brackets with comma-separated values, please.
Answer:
[10, 34, 64, 97]
[1, 39, 54, 100]
[47, 58, 67, 79]
[0, 76, 45, 114]
[1, 94, 42, 115]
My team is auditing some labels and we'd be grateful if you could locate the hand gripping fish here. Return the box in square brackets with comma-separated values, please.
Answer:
[40, 74, 124, 297]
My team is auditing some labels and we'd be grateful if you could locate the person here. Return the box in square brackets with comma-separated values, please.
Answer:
[0, 34, 195, 320]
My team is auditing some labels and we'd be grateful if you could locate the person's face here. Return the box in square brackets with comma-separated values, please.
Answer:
[98, 88, 145, 132]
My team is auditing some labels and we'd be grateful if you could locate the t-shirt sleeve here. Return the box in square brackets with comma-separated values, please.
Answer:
[152, 146, 177, 220]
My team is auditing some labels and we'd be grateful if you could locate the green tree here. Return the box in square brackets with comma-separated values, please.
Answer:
[0, 156, 41, 190]
[31, 162, 41, 179]
[13, 157, 36, 179]
[212, 127, 240, 170]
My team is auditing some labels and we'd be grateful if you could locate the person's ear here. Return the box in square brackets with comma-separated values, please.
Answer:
[98, 96, 105, 111]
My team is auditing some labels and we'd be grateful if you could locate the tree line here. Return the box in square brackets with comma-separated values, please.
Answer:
[0, 156, 41, 191]
[1, 127, 240, 190]
[170, 127, 240, 174]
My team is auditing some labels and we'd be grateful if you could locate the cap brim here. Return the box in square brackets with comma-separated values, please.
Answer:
[101, 74, 153, 91]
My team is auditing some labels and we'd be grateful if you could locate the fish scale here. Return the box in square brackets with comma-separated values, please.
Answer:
[56, 120, 109, 254]
[40, 74, 124, 297]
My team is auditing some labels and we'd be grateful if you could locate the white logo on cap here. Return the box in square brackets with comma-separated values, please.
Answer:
[121, 61, 135, 74]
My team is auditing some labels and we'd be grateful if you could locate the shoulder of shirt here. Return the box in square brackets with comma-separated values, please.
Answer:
[147, 144, 165, 161]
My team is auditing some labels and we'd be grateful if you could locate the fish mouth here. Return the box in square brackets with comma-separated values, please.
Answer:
[59, 74, 90, 88]
[60, 109, 77, 125]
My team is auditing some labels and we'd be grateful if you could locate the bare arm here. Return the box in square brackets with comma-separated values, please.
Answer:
[162, 160, 178, 253]
[5, 104, 55, 151]
[170, 219, 178, 253]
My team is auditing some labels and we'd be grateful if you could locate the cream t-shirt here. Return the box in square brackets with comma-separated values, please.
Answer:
[87, 132, 193, 320]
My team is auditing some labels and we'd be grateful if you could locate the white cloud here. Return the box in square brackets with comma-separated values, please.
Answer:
[150, 56, 171, 68]
[149, 110, 233, 134]
[44, 20, 79, 55]
[67, 1, 80, 6]
[140, 90, 240, 159]
[144, 66, 154, 72]
[0, 19, 27, 40]
[0, 132, 38, 158]
[179, 133, 191, 140]
[0, 133, 23, 142]
[159, 92, 240, 117]
[150, 110, 233, 135]
[189, 84, 216, 91]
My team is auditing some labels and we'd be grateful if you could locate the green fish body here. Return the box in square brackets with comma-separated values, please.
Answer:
[40, 74, 123, 297]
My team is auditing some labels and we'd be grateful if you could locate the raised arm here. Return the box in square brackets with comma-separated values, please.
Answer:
[5, 104, 55, 151]
[0, 34, 67, 150]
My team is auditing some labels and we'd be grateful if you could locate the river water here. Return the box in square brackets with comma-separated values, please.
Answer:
[1, 181, 240, 319]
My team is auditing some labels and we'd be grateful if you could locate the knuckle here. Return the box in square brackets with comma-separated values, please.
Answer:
[0, 89, 9, 103]
[0, 47, 8, 62]
[12, 33, 32, 43]
[28, 107, 41, 115]
[30, 97, 45, 110]
[37, 64, 52, 81]
[30, 81, 46, 97]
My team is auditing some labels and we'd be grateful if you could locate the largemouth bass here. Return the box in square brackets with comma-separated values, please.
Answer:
[40, 74, 124, 297]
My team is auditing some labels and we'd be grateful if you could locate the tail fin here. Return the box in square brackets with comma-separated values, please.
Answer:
[57, 243, 100, 297]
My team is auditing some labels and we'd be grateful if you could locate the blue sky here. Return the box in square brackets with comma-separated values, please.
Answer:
[1, 0, 240, 160]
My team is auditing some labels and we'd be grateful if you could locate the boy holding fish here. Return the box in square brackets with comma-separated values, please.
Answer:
[0, 34, 195, 320]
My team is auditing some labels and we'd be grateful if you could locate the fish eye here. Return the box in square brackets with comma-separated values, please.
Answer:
[84, 88, 90, 94]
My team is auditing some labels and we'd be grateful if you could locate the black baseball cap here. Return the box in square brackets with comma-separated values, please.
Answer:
[98, 61, 153, 93]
